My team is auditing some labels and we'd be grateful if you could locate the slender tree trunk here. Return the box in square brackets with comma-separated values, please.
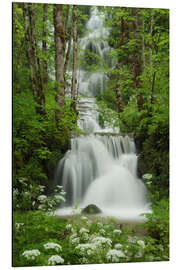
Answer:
[150, 12, 154, 71]
[71, 5, 78, 113]
[142, 18, 146, 71]
[42, 4, 48, 87]
[132, 8, 143, 111]
[114, 16, 126, 113]
[64, 28, 72, 74]
[23, 3, 45, 115]
[54, 4, 66, 109]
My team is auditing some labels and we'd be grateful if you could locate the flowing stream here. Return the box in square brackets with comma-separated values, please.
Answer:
[55, 7, 150, 222]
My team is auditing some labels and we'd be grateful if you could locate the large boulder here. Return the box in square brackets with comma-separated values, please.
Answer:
[81, 204, 102, 214]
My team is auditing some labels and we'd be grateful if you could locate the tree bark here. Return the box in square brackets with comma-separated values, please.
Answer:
[142, 18, 146, 71]
[149, 12, 154, 71]
[71, 5, 78, 113]
[54, 4, 66, 108]
[42, 4, 48, 87]
[23, 3, 45, 115]
[132, 8, 143, 111]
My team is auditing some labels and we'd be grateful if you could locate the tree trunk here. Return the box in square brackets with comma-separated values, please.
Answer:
[142, 18, 146, 71]
[132, 8, 143, 111]
[71, 5, 78, 113]
[149, 12, 154, 71]
[23, 3, 45, 115]
[54, 4, 66, 109]
[42, 4, 48, 87]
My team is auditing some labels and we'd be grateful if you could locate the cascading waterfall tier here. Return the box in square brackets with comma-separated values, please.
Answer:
[77, 7, 113, 96]
[55, 115, 150, 221]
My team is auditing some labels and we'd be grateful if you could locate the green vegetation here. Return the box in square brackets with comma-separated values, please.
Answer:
[13, 3, 169, 267]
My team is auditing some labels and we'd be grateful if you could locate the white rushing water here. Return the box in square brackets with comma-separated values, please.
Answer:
[77, 7, 113, 96]
[55, 7, 150, 222]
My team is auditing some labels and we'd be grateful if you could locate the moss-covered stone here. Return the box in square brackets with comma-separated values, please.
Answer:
[81, 204, 102, 214]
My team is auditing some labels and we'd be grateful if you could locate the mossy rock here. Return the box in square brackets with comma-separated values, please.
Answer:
[81, 204, 102, 214]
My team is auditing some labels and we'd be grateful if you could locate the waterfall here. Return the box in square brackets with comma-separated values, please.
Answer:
[55, 7, 150, 221]
[77, 7, 112, 96]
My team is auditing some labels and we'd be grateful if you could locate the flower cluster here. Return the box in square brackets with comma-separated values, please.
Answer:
[48, 255, 64, 265]
[13, 176, 66, 212]
[142, 174, 152, 180]
[106, 249, 126, 262]
[90, 236, 112, 249]
[43, 242, 62, 252]
[75, 243, 97, 256]
[113, 229, 122, 235]
[22, 249, 40, 261]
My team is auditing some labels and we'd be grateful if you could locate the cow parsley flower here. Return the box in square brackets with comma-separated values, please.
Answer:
[127, 236, 138, 244]
[70, 237, 80, 245]
[79, 227, 89, 234]
[54, 194, 66, 202]
[90, 236, 112, 248]
[43, 242, 62, 252]
[48, 255, 64, 265]
[106, 249, 126, 263]
[137, 240, 145, 249]
[113, 229, 122, 235]
[99, 228, 106, 235]
[114, 243, 123, 250]
[80, 257, 89, 264]
[142, 174, 152, 180]
[81, 233, 89, 241]
[22, 249, 40, 260]
[75, 243, 96, 256]
[37, 195, 47, 202]
[15, 222, 24, 232]
[66, 224, 73, 230]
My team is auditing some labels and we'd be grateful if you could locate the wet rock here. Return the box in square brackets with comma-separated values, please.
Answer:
[81, 204, 102, 214]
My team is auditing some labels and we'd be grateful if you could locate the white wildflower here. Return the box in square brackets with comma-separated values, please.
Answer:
[69, 233, 78, 243]
[66, 224, 73, 230]
[142, 174, 152, 180]
[127, 236, 138, 244]
[32, 201, 36, 206]
[70, 237, 80, 245]
[86, 220, 92, 226]
[54, 194, 66, 202]
[80, 257, 89, 264]
[147, 181, 152, 185]
[114, 243, 123, 250]
[90, 236, 112, 248]
[13, 188, 19, 196]
[38, 204, 45, 210]
[37, 195, 47, 202]
[79, 227, 89, 234]
[81, 216, 88, 221]
[106, 249, 126, 263]
[22, 249, 40, 260]
[137, 240, 145, 249]
[15, 222, 24, 232]
[99, 228, 106, 235]
[135, 250, 144, 258]
[81, 233, 89, 241]
[56, 185, 63, 189]
[44, 242, 62, 252]
[75, 243, 96, 256]
[97, 222, 103, 228]
[39, 185, 45, 191]
[48, 255, 64, 265]
[113, 229, 122, 235]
